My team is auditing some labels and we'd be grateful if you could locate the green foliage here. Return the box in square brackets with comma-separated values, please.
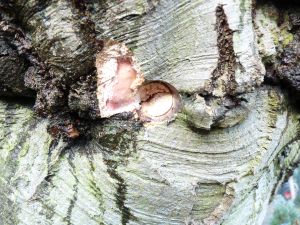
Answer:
[293, 169, 300, 208]
[271, 196, 300, 225]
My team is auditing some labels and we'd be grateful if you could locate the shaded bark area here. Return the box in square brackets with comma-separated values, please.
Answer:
[0, 16, 35, 97]
[276, 18, 300, 93]
[256, 0, 300, 96]
[68, 72, 99, 119]
[0, 0, 101, 117]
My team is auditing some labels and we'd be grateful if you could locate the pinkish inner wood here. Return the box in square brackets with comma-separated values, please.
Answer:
[106, 59, 137, 110]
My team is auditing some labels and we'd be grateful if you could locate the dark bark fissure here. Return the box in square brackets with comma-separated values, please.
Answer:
[106, 164, 134, 225]
[276, 34, 300, 93]
[0, 39, 31, 97]
[94, 120, 140, 225]
[46, 139, 60, 174]
[104, 154, 137, 224]
[87, 155, 105, 224]
[64, 156, 79, 225]
[212, 5, 237, 96]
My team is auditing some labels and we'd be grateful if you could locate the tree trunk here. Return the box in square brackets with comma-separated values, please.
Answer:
[1, 0, 300, 225]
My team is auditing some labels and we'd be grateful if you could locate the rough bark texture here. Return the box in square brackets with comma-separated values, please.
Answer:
[1, 0, 300, 225]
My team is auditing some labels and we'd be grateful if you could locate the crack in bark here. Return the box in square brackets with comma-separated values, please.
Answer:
[202, 185, 235, 225]
[63, 156, 79, 225]
[87, 156, 105, 223]
[96, 121, 139, 225]
[212, 5, 237, 96]
[105, 160, 136, 225]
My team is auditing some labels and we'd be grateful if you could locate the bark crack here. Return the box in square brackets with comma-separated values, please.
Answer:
[211, 5, 238, 96]
[63, 156, 79, 225]
[105, 161, 136, 225]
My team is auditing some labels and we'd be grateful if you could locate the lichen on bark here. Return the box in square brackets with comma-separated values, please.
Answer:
[1, 1, 300, 225]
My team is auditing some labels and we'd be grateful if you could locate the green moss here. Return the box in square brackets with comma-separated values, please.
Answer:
[259, 5, 294, 50]
[271, 30, 280, 46]
[247, 157, 260, 174]
[88, 178, 104, 204]
[18, 141, 30, 157]
[0, 181, 19, 225]
[190, 183, 226, 220]
[0, 102, 35, 225]
[266, 90, 282, 128]
[281, 29, 294, 47]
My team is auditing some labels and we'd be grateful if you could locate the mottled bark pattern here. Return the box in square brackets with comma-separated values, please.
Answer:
[277, 16, 300, 92]
[0, 0, 300, 225]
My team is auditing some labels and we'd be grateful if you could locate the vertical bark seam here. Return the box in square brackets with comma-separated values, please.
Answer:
[212, 5, 238, 96]
[63, 156, 79, 225]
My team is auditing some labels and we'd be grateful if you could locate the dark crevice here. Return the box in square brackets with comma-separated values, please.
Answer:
[86, 153, 105, 223]
[71, 0, 87, 12]
[257, 0, 300, 9]
[0, 96, 35, 107]
[45, 138, 60, 183]
[96, 121, 139, 225]
[105, 160, 136, 225]
[211, 5, 238, 95]
[119, 14, 141, 21]
[16, 1, 52, 27]
[256, 1, 300, 112]
[63, 156, 79, 225]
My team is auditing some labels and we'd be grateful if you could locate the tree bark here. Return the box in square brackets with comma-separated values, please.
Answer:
[1, 0, 300, 225]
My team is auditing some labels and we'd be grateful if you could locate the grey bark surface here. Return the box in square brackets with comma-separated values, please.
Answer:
[0, 0, 300, 225]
